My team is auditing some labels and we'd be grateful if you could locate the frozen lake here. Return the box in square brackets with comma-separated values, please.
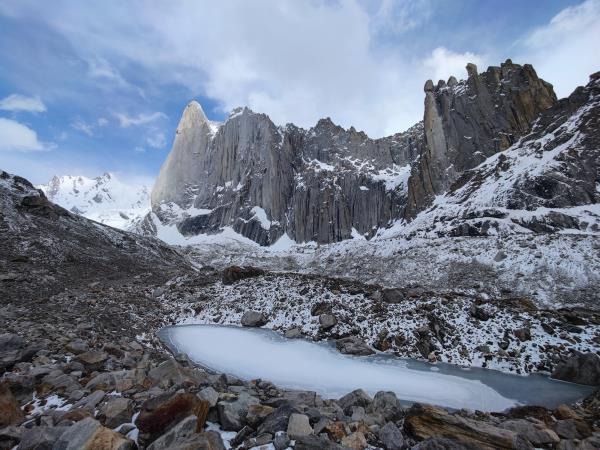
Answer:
[158, 324, 594, 412]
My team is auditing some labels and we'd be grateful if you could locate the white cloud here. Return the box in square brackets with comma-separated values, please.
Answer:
[0, 118, 47, 151]
[0, 93, 46, 112]
[517, 0, 600, 98]
[114, 111, 166, 127]
[97, 117, 108, 126]
[423, 47, 486, 84]
[146, 131, 166, 149]
[134, 146, 146, 153]
[71, 119, 94, 136]
[1, 0, 592, 138]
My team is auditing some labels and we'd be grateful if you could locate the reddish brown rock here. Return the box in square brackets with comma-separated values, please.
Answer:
[136, 392, 210, 445]
[0, 383, 24, 427]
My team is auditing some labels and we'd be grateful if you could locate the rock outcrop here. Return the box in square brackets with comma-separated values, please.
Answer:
[149, 102, 421, 245]
[147, 61, 600, 246]
[405, 60, 557, 218]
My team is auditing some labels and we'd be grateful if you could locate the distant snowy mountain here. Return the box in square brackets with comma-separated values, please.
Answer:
[37, 173, 151, 230]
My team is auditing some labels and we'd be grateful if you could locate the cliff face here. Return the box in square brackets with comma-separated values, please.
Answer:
[405, 60, 557, 218]
[150, 105, 421, 245]
[148, 60, 596, 246]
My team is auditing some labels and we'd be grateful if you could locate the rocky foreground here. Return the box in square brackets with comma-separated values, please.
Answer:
[2, 285, 600, 450]
[2, 171, 600, 449]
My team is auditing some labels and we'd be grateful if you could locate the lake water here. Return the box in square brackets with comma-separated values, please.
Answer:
[158, 324, 594, 412]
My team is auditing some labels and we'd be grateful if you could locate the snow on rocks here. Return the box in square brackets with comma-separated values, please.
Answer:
[168, 272, 600, 375]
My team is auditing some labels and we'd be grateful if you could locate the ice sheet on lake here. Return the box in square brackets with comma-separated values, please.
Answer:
[160, 325, 574, 412]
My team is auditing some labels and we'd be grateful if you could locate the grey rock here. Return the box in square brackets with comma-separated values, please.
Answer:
[286, 413, 313, 439]
[240, 311, 267, 327]
[98, 397, 133, 429]
[294, 434, 345, 450]
[500, 419, 559, 446]
[17, 426, 67, 450]
[284, 327, 303, 339]
[147, 415, 197, 450]
[198, 386, 219, 407]
[406, 60, 556, 218]
[273, 432, 291, 450]
[336, 336, 375, 356]
[552, 352, 600, 386]
[148, 358, 207, 387]
[367, 391, 403, 422]
[338, 389, 372, 413]
[319, 314, 338, 331]
[52, 417, 134, 450]
[378, 422, 405, 450]
[217, 392, 260, 431]
[258, 403, 299, 435]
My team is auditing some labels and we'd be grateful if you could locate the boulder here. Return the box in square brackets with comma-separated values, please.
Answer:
[75, 350, 109, 372]
[246, 404, 275, 428]
[404, 403, 533, 449]
[137, 392, 210, 446]
[0, 383, 24, 427]
[198, 386, 219, 407]
[258, 403, 299, 435]
[147, 416, 227, 450]
[217, 392, 260, 431]
[286, 413, 313, 439]
[367, 391, 403, 422]
[381, 288, 404, 304]
[513, 328, 531, 342]
[240, 311, 267, 327]
[378, 422, 405, 450]
[551, 352, 600, 386]
[284, 327, 303, 339]
[98, 397, 134, 429]
[148, 358, 207, 388]
[17, 426, 68, 450]
[85, 369, 146, 392]
[338, 389, 372, 413]
[500, 419, 559, 446]
[341, 431, 368, 449]
[222, 266, 264, 285]
[294, 434, 345, 450]
[52, 417, 134, 450]
[336, 336, 375, 356]
[319, 314, 338, 331]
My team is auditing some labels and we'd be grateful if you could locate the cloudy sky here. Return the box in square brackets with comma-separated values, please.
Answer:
[0, 0, 598, 184]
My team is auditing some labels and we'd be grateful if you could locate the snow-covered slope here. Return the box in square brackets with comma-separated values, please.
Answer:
[38, 173, 150, 230]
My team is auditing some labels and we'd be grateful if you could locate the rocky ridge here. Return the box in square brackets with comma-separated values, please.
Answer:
[146, 60, 600, 246]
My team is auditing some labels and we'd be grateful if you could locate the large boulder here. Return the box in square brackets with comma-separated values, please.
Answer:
[404, 403, 533, 449]
[337, 389, 372, 413]
[136, 392, 210, 446]
[147, 416, 226, 450]
[336, 336, 375, 356]
[217, 392, 260, 431]
[240, 311, 268, 327]
[287, 413, 313, 439]
[319, 314, 338, 331]
[52, 417, 134, 450]
[551, 352, 600, 386]
[367, 391, 403, 422]
[222, 266, 264, 285]
[378, 422, 405, 450]
[148, 358, 208, 388]
[0, 383, 24, 427]
[97, 397, 134, 429]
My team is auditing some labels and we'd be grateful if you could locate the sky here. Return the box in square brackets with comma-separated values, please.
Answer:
[0, 0, 598, 184]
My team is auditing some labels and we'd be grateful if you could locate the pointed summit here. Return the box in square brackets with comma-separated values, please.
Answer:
[176, 100, 209, 134]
